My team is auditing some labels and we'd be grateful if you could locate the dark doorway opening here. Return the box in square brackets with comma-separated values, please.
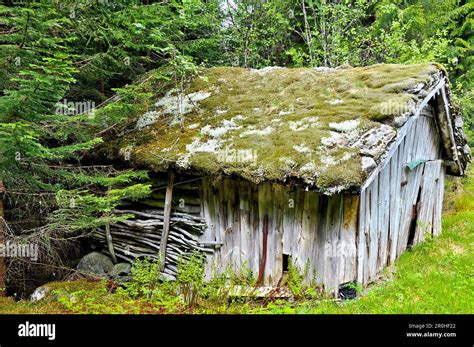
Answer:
[282, 253, 290, 272]
[278, 254, 291, 287]
[407, 186, 422, 248]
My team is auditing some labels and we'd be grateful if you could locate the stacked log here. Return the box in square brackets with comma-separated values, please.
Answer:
[91, 209, 210, 279]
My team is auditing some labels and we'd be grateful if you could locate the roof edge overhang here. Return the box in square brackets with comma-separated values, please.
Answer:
[360, 76, 471, 192]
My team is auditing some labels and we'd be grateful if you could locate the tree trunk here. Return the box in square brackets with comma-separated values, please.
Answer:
[0, 181, 7, 297]
[159, 171, 174, 271]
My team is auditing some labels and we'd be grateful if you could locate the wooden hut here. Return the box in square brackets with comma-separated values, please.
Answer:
[98, 63, 470, 295]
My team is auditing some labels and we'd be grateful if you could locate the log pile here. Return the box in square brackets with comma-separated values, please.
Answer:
[91, 209, 210, 279]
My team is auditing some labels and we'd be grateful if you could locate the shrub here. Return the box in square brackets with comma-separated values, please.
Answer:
[176, 252, 205, 307]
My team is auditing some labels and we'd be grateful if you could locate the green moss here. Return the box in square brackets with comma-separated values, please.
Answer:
[104, 63, 442, 190]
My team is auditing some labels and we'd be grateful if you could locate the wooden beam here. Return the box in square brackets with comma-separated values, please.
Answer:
[159, 171, 175, 271]
[0, 181, 6, 297]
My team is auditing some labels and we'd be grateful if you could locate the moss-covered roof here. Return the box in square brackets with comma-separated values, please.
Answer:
[111, 63, 451, 192]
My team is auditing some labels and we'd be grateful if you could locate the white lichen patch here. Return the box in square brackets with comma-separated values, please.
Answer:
[200, 125, 229, 138]
[289, 121, 308, 131]
[279, 156, 297, 168]
[289, 116, 319, 131]
[352, 124, 396, 159]
[321, 131, 347, 147]
[176, 154, 191, 169]
[186, 138, 222, 153]
[361, 156, 377, 172]
[328, 99, 344, 106]
[137, 91, 211, 129]
[188, 123, 200, 129]
[341, 152, 354, 162]
[299, 162, 319, 184]
[155, 91, 211, 116]
[222, 119, 238, 128]
[320, 155, 337, 168]
[293, 143, 311, 154]
[240, 126, 274, 137]
[323, 185, 348, 195]
[215, 109, 228, 115]
[252, 66, 282, 75]
[135, 111, 162, 129]
[200, 118, 242, 138]
[329, 118, 360, 133]
[231, 115, 246, 122]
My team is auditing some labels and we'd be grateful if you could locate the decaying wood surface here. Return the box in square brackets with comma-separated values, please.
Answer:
[199, 178, 359, 296]
[92, 209, 210, 279]
[159, 171, 174, 271]
[358, 106, 445, 284]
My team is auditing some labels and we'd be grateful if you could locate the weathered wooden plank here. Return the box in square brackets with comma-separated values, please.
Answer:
[388, 148, 401, 265]
[299, 190, 319, 283]
[229, 179, 241, 272]
[357, 189, 367, 285]
[282, 187, 296, 256]
[415, 160, 443, 244]
[212, 180, 223, 273]
[396, 117, 418, 257]
[324, 195, 343, 296]
[433, 162, 445, 236]
[368, 176, 379, 281]
[315, 194, 328, 284]
[340, 195, 359, 283]
[250, 183, 260, 275]
[377, 166, 390, 272]
[257, 182, 274, 285]
[397, 163, 425, 257]
[238, 180, 252, 272]
[293, 187, 306, 272]
[199, 179, 215, 279]
[272, 184, 285, 285]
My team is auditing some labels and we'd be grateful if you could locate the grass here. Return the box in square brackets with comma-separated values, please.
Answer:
[1, 167, 472, 314]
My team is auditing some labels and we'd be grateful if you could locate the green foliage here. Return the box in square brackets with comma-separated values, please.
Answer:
[287, 258, 320, 299]
[123, 257, 182, 310]
[124, 257, 163, 299]
[176, 252, 205, 307]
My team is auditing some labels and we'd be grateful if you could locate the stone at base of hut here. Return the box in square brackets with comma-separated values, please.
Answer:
[109, 263, 132, 281]
[77, 252, 114, 276]
[30, 286, 50, 302]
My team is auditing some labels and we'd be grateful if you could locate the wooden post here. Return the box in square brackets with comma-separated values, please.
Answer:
[105, 220, 118, 264]
[159, 171, 174, 271]
[256, 215, 269, 287]
[0, 181, 6, 297]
